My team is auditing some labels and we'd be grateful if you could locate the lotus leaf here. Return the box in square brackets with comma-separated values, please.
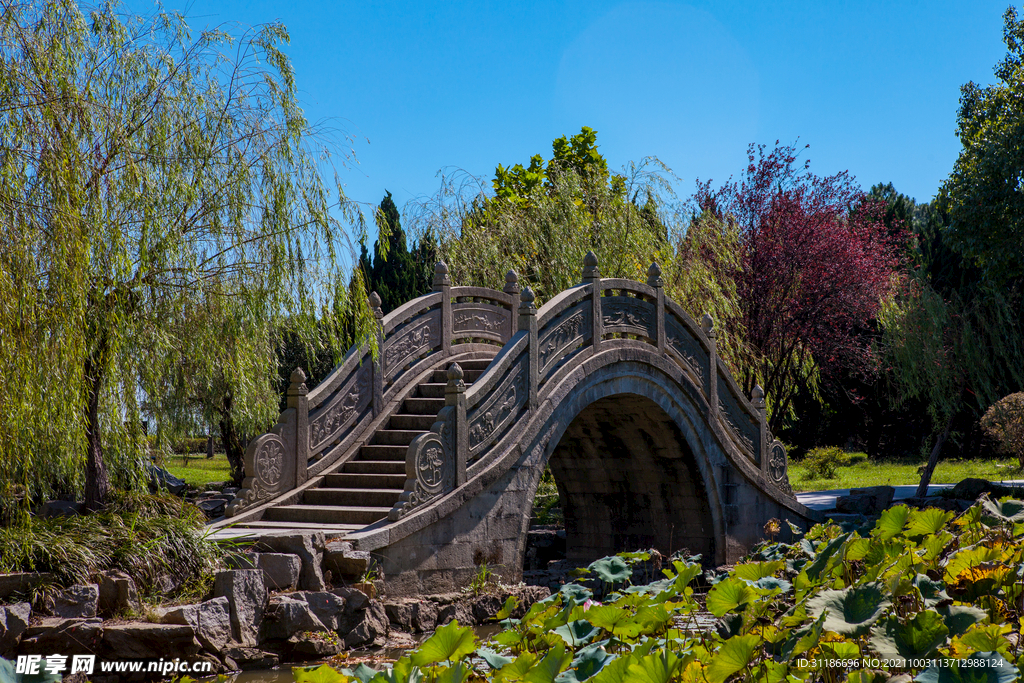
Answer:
[913, 651, 1017, 683]
[871, 611, 949, 660]
[705, 634, 761, 683]
[805, 583, 891, 635]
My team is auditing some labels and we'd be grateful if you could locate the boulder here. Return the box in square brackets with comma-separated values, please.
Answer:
[257, 553, 301, 591]
[436, 602, 473, 627]
[100, 623, 200, 660]
[384, 599, 437, 633]
[46, 584, 99, 619]
[213, 569, 267, 647]
[259, 595, 328, 642]
[0, 602, 30, 657]
[222, 647, 279, 671]
[0, 572, 50, 602]
[323, 540, 371, 581]
[226, 552, 258, 570]
[195, 597, 234, 653]
[97, 570, 139, 616]
[255, 533, 325, 591]
[147, 463, 186, 496]
[340, 601, 388, 649]
[19, 618, 103, 656]
[293, 591, 346, 631]
[470, 594, 505, 623]
[155, 603, 199, 626]
[196, 498, 226, 518]
[288, 631, 344, 660]
[384, 601, 414, 630]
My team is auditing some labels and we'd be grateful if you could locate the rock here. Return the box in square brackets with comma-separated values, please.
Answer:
[952, 478, 1022, 501]
[226, 552, 258, 570]
[471, 594, 505, 623]
[0, 602, 30, 657]
[288, 631, 344, 659]
[223, 487, 239, 497]
[19, 618, 103, 656]
[255, 533, 325, 590]
[333, 586, 369, 612]
[40, 500, 83, 518]
[147, 463, 186, 496]
[412, 601, 439, 632]
[97, 570, 139, 616]
[340, 601, 388, 648]
[151, 573, 180, 596]
[197, 498, 226, 518]
[46, 584, 99, 619]
[100, 623, 200, 660]
[196, 597, 234, 653]
[259, 595, 328, 642]
[436, 602, 473, 627]
[0, 572, 50, 602]
[156, 603, 199, 626]
[221, 646, 279, 671]
[384, 601, 414, 630]
[213, 569, 267, 647]
[294, 591, 346, 631]
[257, 553, 302, 591]
[323, 540, 371, 580]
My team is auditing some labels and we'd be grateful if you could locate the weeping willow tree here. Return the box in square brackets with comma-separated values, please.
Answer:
[880, 275, 1024, 495]
[0, 0, 366, 519]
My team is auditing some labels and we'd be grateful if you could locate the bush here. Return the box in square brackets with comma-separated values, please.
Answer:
[804, 446, 845, 480]
[980, 392, 1024, 468]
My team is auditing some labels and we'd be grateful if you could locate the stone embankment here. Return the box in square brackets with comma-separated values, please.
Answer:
[0, 532, 550, 681]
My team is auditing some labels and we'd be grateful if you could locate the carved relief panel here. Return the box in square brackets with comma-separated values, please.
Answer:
[601, 296, 656, 340]
[538, 304, 591, 376]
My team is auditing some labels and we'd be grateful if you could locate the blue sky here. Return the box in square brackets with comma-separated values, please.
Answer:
[134, 0, 1010, 229]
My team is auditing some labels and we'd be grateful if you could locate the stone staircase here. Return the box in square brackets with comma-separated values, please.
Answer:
[241, 358, 494, 534]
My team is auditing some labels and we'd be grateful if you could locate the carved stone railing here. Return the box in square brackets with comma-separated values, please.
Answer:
[388, 252, 793, 521]
[226, 263, 521, 517]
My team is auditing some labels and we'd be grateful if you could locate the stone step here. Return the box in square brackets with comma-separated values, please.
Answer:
[304, 488, 404, 507]
[402, 397, 445, 415]
[323, 472, 407, 489]
[417, 382, 448, 399]
[388, 414, 436, 431]
[372, 429, 423, 446]
[237, 521, 364, 533]
[457, 359, 494, 370]
[429, 368, 486, 383]
[358, 444, 407, 461]
[342, 460, 406, 475]
[263, 505, 392, 525]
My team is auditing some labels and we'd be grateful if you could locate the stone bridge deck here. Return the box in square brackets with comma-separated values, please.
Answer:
[215, 253, 814, 595]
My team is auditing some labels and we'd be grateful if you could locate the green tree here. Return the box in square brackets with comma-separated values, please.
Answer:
[941, 6, 1024, 285]
[0, 1, 357, 514]
[366, 191, 430, 313]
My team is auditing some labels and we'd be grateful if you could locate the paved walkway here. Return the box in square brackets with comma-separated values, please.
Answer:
[796, 480, 1024, 511]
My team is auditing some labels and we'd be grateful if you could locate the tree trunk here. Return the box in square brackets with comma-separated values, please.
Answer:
[83, 358, 112, 510]
[915, 414, 954, 498]
[218, 393, 245, 486]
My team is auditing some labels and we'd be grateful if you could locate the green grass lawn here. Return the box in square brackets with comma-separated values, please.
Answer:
[788, 453, 1023, 492]
[160, 453, 233, 489]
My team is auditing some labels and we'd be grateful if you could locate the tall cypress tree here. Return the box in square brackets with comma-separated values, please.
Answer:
[369, 191, 431, 313]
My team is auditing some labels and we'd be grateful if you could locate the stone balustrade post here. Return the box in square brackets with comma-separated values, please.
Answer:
[751, 385, 767, 469]
[647, 262, 665, 353]
[446, 362, 468, 487]
[503, 270, 520, 342]
[702, 313, 718, 422]
[519, 287, 538, 410]
[582, 250, 602, 352]
[370, 291, 384, 417]
[434, 262, 453, 356]
[287, 367, 309, 487]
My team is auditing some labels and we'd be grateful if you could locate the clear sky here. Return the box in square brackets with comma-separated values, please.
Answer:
[130, 0, 1011, 227]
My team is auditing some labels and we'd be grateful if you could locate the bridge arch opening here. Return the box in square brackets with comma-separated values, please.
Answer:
[545, 394, 715, 563]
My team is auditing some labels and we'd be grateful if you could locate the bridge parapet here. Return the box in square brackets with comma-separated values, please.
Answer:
[226, 264, 520, 517]
[388, 252, 792, 522]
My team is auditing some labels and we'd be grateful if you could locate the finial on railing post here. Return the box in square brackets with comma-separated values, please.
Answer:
[649, 262, 666, 352]
[646, 262, 663, 288]
[520, 287, 538, 411]
[504, 270, 520, 341]
[751, 385, 768, 470]
[435, 262, 453, 356]
[581, 250, 600, 283]
[370, 291, 384, 417]
[288, 367, 309, 488]
[702, 313, 719, 422]
[446, 362, 468, 486]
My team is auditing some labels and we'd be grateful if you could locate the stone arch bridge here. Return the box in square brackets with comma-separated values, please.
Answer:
[218, 253, 814, 595]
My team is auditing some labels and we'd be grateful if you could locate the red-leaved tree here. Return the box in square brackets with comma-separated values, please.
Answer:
[697, 142, 906, 432]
